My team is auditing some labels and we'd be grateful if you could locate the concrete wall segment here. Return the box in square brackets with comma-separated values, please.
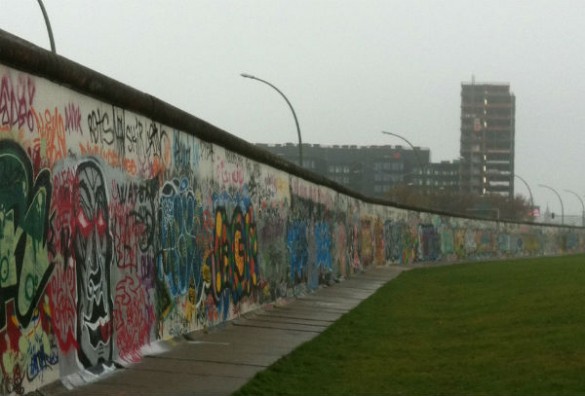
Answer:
[0, 29, 584, 395]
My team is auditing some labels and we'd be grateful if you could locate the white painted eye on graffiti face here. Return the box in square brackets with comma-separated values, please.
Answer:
[96, 210, 107, 235]
[77, 210, 92, 237]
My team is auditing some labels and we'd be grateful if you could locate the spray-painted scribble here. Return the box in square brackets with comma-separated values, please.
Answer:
[33, 106, 67, 167]
[360, 219, 374, 267]
[439, 226, 455, 257]
[110, 178, 157, 273]
[0, 72, 36, 132]
[333, 221, 348, 278]
[314, 221, 332, 282]
[159, 178, 199, 297]
[348, 223, 361, 270]
[110, 177, 157, 360]
[287, 220, 308, 285]
[373, 219, 385, 265]
[418, 224, 440, 261]
[384, 220, 417, 265]
[114, 275, 154, 363]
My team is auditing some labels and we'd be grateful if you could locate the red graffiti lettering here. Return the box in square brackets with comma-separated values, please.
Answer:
[215, 158, 245, 187]
[47, 262, 77, 352]
[47, 169, 78, 352]
[64, 103, 83, 133]
[0, 73, 36, 131]
[114, 275, 154, 363]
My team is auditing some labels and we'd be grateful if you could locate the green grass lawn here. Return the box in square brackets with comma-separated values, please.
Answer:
[234, 255, 585, 395]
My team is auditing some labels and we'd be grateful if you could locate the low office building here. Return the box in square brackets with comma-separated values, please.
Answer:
[257, 143, 431, 198]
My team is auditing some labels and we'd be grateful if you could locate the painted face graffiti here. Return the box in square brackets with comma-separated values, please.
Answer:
[73, 161, 113, 369]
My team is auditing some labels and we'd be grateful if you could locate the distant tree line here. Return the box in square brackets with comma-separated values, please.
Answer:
[385, 185, 534, 222]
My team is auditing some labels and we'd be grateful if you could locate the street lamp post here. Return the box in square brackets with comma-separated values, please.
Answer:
[241, 73, 303, 167]
[514, 174, 534, 220]
[564, 190, 585, 227]
[381, 131, 424, 170]
[538, 184, 564, 225]
[381, 131, 426, 188]
[36, 0, 56, 53]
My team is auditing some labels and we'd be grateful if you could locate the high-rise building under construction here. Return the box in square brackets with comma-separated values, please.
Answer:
[459, 81, 515, 197]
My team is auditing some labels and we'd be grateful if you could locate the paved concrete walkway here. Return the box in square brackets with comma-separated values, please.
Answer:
[39, 265, 407, 396]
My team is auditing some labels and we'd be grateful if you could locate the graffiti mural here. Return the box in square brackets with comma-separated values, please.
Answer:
[418, 224, 441, 261]
[438, 225, 455, 258]
[1, 52, 584, 395]
[211, 205, 258, 302]
[287, 220, 308, 285]
[0, 72, 36, 132]
[157, 177, 202, 336]
[72, 160, 114, 370]
[253, 169, 289, 300]
[359, 219, 374, 267]
[314, 221, 332, 283]
[333, 220, 348, 278]
[0, 141, 53, 330]
[110, 176, 157, 363]
[0, 141, 55, 394]
[159, 178, 199, 298]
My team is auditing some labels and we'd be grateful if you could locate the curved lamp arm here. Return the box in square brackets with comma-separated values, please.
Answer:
[538, 184, 564, 225]
[37, 0, 56, 53]
[241, 73, 303, 167]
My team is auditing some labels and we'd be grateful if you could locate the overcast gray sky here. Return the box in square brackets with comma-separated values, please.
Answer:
[2, 0, 584, 217]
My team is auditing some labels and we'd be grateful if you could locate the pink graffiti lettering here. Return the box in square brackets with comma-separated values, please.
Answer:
[64, 103, 82, 133]
[216, 160, 245, 187]
[0, 73, 36, 132]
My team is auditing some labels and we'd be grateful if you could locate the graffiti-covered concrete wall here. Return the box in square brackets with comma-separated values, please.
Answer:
[1, 31, 584, 395]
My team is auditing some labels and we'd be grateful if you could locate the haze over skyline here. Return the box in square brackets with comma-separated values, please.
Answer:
[2, 0, 584, 217]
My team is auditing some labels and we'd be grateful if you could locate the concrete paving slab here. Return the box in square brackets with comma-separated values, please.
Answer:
[231, 319, 327, 333]
[265, 305, 346, 321]
[292, 298, 360, 310]
[301, 291, 374, 301]
[255, 311, 338, 323]
[158, 351, 282, 368]
[201, 323, 320, 342]
[325, 288, 380, 296]
[242, 313, 335, 327]
[131, 356, 262, 376]
[164, 342, 295, 359]
[62, 369, 250, 396]
[162, 331, 316, 365]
